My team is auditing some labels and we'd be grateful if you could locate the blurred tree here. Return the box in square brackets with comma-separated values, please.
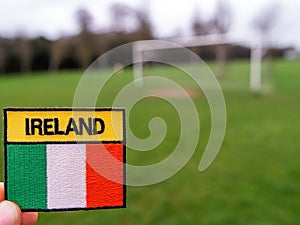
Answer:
[211, 0, 232, 78]
[76, 8, 92, 33]
[109, 3, 153, 41]
[192, 9, 211, 36]
[75, 8, 95, 69]
[0, 44, 6, 73]
[191, 1, 231, 78]
[252, 3, 279, 39]
[191, 8, 212, 58]
[252, 3, 280, 76]
[49, 38, 69, 72]
[15, 35, 32, 73]
[133, 6, 153, 40]
[110, 3, 134, 33]
[31, 36, 50, 71]
[211, 0, 231, 34]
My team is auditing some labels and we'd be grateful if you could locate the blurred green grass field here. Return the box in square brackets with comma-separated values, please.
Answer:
[1, 59, 300, 224]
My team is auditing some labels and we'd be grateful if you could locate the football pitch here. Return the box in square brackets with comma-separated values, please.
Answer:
[0, 59, 300, 224]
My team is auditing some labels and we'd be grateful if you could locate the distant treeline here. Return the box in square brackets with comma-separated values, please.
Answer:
[0, 33, 289, 75]
[0, 3, 291, 75]
[0, 6, 154, 74]
[0, 32, 152, 74]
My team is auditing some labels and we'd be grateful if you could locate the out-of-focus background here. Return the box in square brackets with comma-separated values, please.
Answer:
[1, 0, 300, 224]
[0, 0, 299, 73]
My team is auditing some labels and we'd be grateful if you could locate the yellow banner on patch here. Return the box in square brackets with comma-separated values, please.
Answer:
[5, 108, 125, 142]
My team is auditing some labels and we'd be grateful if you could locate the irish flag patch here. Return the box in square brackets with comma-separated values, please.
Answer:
[4, 108, 126, 211]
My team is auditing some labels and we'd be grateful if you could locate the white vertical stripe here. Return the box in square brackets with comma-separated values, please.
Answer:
[46, 144, 86, 209]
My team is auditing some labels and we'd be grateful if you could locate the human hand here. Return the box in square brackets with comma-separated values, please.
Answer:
[0, 182, 38, 225]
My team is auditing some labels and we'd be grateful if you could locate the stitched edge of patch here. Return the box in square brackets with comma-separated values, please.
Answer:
[4, 107, 127, 212]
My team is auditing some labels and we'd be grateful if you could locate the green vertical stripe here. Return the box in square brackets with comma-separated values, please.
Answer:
[6, 144, 47, 210]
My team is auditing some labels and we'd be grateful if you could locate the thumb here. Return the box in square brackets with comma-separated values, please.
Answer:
[0, 201, 21, 225]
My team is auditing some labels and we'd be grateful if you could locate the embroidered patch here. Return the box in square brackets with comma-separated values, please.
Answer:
[4, 108, 126, 212]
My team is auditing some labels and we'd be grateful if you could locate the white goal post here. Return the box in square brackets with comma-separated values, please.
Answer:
[132, 34, 263, 93]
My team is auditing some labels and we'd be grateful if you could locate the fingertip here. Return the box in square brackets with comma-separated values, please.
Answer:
[0, 200, 22, 225]
[0, 182, 4, 201]
[0, 183, 38, 225]
[10, 201, 22, 225]
[21, 212, 38, 225]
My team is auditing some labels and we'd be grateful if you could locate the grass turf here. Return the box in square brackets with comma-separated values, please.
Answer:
[0, 59, 300, 224]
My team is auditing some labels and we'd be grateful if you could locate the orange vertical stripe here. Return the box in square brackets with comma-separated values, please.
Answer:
[86, 144, 124, 208]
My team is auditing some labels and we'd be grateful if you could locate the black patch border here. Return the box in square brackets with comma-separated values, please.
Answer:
[3, 107, 127, 212]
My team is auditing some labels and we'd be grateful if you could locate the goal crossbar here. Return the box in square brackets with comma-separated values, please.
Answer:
[132, 34, 262, 93]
